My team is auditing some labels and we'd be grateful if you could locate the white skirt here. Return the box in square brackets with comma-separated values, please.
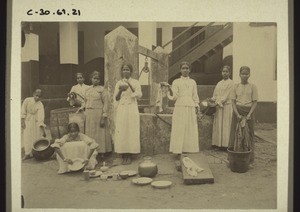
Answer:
[114, 104, 140, 154]
[56, 141, 97, 174]
[212, 104, 233, 147]
[170, 106, 199, 154]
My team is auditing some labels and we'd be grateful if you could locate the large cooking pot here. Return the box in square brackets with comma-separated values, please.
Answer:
[32, 138, 55, 160]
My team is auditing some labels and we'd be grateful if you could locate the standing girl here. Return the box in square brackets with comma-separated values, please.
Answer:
[230, 66, 258, 162]
[168, 61, 200, 156]
[114, 63, 142, 165]
[78, 71, 112, 158]
[211, 65, 235, 148]
[21, 89, 46, 160]
[67, 72, 89, 107]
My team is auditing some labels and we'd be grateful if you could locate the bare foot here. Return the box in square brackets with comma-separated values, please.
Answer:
[22, 155, 32, 161]
[126, 157, 132, 165]
[121, 157, 127, 165]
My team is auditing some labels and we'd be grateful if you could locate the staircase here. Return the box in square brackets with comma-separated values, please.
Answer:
[137, 22, 233, 111]
[166, 22, 233, 80]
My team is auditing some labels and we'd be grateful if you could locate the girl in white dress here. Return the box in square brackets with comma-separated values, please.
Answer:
[114, 63, 142, 165]
[21, 89, 46, 160]
[78, 71, 112, 158]
[67, 72, 89, 107]
[168, 62, 200, 156]
[211, 65, 235, 148]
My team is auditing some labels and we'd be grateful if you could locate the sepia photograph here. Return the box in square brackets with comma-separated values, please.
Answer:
[19, 21, 277, 209]
[8, 0, 290, 211]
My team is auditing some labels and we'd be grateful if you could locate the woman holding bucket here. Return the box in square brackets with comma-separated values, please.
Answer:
[168, 61, 200, 157]
[114, 63, 142, 165]
[21, 89, 46, 160]
[77, 71, 112, 160]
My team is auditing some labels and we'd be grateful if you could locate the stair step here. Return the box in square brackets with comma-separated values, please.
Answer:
[169, 23, 233, 79]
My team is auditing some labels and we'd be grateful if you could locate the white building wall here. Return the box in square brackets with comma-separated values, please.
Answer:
[232, 23, 277, 102]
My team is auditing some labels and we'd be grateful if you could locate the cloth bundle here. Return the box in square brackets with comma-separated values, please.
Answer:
[182, 156, 204, 177]
[234, 117, 250, 151]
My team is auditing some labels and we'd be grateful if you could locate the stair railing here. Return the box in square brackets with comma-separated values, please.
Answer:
[164, 22, 232, 67]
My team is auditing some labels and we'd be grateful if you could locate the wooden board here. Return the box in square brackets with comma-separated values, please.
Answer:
[181, 153, 214, 185]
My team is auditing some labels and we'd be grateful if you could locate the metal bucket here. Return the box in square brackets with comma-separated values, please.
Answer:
[227, 147, 252, 173]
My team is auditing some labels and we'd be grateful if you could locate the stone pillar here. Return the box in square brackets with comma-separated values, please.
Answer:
[149, 46, 169, 112]
[59, 22, 78, 64]
[138, 22, 157, 85]
[104, 26, 138, 141]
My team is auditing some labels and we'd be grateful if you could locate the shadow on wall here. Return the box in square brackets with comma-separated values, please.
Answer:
[254, 102, 277, 123]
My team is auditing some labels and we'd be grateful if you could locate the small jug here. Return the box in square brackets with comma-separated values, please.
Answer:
[138, 156, 158, 178]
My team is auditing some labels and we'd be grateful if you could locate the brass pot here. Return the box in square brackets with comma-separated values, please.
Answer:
[138, 156, 158, 178]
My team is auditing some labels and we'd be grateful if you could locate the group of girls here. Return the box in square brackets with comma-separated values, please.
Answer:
[21, 61, 258, 174]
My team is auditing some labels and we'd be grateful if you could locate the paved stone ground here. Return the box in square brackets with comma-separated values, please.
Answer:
[21, 123, 277, 209]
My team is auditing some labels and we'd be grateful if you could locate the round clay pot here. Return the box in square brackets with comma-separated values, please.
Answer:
[32, 138, 55, 160]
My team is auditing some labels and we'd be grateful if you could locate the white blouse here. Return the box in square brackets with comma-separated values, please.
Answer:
[212, 79, 235, 106]
[114, 78, 142, 105]
[168, 76, 199, 107]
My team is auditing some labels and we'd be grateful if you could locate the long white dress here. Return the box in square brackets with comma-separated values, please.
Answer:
[51, 133, 98, 174]
[21, 97, 46, 155]
[211, 79, 235, 147]
[169, 76, 200, 154]
[83, 85, 112, 153]
[113, 78, 142, 154]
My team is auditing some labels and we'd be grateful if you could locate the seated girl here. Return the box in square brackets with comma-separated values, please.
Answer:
[51, 122, 98, 174]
